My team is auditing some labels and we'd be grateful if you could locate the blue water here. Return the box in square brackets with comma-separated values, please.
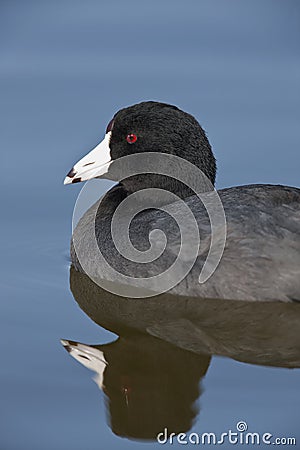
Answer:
[1, 1, 300, 449]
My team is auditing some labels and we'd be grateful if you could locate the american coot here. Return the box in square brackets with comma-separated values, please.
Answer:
[64, 101, 300, 302]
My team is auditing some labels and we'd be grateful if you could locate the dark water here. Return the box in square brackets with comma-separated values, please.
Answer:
[1, 1, 300, 449]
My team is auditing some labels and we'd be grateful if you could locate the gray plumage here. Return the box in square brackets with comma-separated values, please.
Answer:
[71, 183, 300, 302]
[67, 101, 300, 302]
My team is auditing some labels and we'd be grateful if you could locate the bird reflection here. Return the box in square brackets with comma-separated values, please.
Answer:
[62, 266, 300, 441]
[62, 334, 210, 440]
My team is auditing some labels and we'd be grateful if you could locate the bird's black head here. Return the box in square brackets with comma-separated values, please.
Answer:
[64, 101, 216, 194]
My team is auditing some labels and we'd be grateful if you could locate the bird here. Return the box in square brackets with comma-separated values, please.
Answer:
[64, 101, 300, 302]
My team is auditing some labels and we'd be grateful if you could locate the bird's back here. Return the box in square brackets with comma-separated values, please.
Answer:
[71, 184, 300, 302]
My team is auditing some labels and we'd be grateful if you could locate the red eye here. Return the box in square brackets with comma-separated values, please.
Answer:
[126, 133, 137, 144]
